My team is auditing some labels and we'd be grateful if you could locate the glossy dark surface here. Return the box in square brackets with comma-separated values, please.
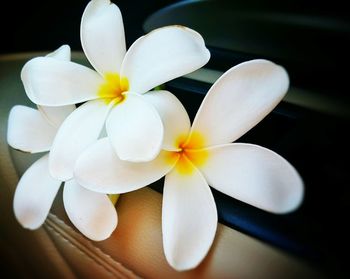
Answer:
[144, 0, 350, 102]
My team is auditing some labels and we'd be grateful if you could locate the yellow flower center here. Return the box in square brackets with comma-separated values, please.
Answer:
[98, 73, 129, 104]
[172, 131, 209, 175]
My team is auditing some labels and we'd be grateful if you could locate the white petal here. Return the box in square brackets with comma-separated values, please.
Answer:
[81, 0, 125, 75]
[7, 105, 57, 153]
[13, 155, 61, 229]
[196, 143, 304, 214]
[49, 100, 109, 181]
[74, 138, 177, 194]
[142, 90, 190, 151]
[63, 179, 118, 241]
[162, 158, 217, 271]
[46, 44, 71, 61]
[38, 105, 75, 128]
[106, 93, 163, 162]
[21, 57, 103, 106]
[190, 60, 289, 147]
[121, 26, 210, 94]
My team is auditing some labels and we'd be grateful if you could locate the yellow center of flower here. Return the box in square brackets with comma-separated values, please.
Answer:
[172, 131, 209, 175]
[98, 73, 129, 104]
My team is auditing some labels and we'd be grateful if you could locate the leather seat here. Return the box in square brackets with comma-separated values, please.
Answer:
[0, 53, 324, 279]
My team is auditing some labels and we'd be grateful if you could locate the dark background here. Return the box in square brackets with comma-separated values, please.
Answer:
[0, 0, 175, 54]
[1, 0, 349, 54]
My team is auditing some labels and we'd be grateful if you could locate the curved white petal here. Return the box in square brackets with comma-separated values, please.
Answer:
[7, 105, 57, 153]
[142, 90, 190, 151]
[49, 100, 109, 181]
[34, 46, 76, 128]
[162, 158, 217, 271]
[190, 60, 289, 147]
[121, 26, 210, 94]
[74, 138, 177, 194]
[13, 155, 61, 229]
[106, 93, 163, 162]
[21, 57, 103, 106]
[46, 44, 71, 61]
[63, 179, 118, 241]
[81, 0, 125, 75]
[196, 143, 304, 214]
[38, 105, 75, 128]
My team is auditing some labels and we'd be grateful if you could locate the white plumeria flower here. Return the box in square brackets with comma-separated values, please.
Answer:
[7, 45, 117, 241]
[74, 59, 304, 270]
[20, 0, 210, 181]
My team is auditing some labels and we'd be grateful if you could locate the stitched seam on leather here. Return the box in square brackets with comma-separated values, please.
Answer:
[44, 222, 118, 278]
[45, 214, 140, 279]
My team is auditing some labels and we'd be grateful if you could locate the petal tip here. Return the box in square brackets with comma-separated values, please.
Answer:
[166, 257, 201, 272]
[264, 170, 304, 215]
[47, 45, 71, 61]
[85, 219, 118, 241]
[13, 208, 43, 230]
[22, 222, 41, 231]
[88, 224, 117, 242]
[275, 178, 304, 214]
[63, 180, 118, 241]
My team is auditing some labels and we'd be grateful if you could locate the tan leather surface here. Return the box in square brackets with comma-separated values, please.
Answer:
[56, 187, 324, 279]
[1, 54, 325, 279]
[1, 102, 76, 278]
[1, 54, 135, 279]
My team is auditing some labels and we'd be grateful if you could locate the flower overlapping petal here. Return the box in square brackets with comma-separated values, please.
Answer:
[7, 0, 304, 273]
[21, 0, 210, 182]
[8, 45, 118, 241]
[75, 59, 304, 270]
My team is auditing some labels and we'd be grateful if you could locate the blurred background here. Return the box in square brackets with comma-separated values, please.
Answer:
[0, 0, 173, 53]
[1, 0, 350, 278]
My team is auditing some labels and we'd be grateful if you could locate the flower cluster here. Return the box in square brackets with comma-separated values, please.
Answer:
[7, 0, 303, 271]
